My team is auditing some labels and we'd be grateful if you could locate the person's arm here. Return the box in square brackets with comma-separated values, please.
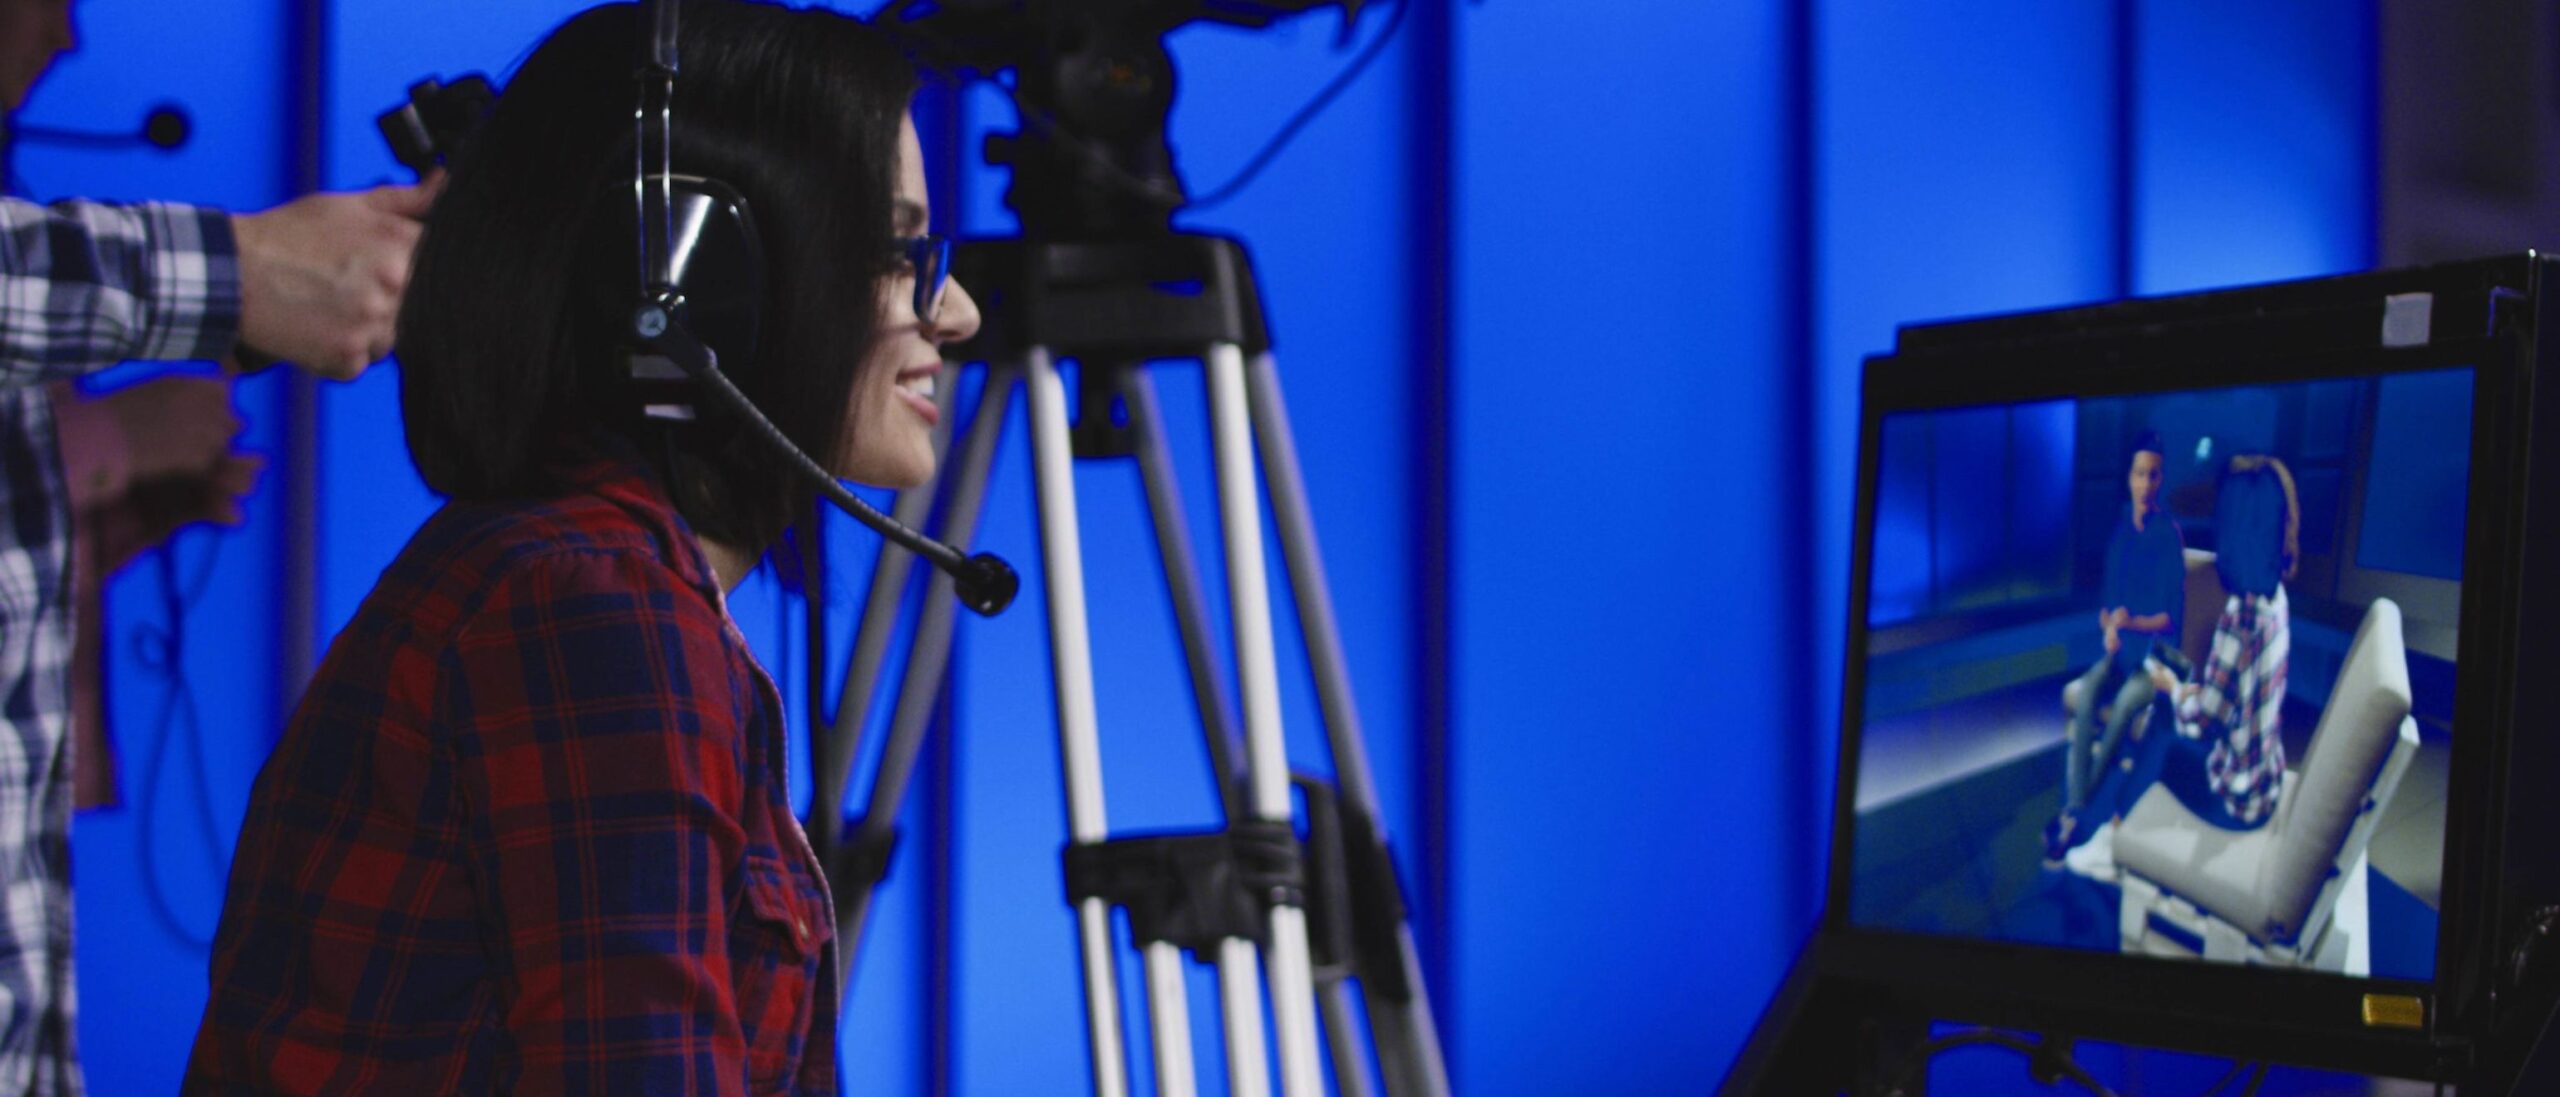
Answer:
[2123, 610, 2172, 635]
[2171, 612, 2249, 740]
[0, 199, 239, 386]
[449, 551, 763, 1095]
[230, 180, 437, 379]
[0, 181, 436, 390]
[2098, 531, 2129, 640]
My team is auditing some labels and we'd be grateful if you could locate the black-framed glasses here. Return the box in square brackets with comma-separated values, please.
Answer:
[899, 234, 953, 325]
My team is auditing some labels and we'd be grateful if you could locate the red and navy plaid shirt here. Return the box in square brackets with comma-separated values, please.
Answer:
[187, 443, 839, 1095]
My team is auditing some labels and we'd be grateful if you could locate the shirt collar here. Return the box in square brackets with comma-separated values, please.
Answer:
[543, 432, 726, 601]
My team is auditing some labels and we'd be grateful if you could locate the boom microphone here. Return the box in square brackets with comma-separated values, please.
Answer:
[632, 301, 1020, 616]
[16, 103, 191, 151]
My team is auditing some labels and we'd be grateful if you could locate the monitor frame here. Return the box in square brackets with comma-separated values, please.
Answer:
[1815, 255, 2553, 1080]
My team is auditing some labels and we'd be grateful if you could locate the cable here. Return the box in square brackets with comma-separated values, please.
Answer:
[2196, 1059, 2283, 1097]
[1880, 1028, 2122, 1097]
[906, 0, 1416, 215]
[2197, 1060, 2249, 1095]
[1181, 0, 1409, 212]
[129, 529, 231, 950]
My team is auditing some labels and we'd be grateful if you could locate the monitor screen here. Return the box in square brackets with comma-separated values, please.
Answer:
[1845, 366, 2471, 984]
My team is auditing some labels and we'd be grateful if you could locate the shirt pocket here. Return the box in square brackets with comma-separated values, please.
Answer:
[733, 853, 832, 1094]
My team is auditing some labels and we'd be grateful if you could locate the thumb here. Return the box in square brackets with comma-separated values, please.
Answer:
[366, 174, 444, 220]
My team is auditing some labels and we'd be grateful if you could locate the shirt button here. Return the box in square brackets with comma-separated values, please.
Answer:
[792, 914, 807, 942]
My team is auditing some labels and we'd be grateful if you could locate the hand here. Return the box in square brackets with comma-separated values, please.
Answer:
[2104, 607, 2130, 629]
[92, 453, 265, 573]
[232, 175, 441, 381]
[99, 375, 239, 484]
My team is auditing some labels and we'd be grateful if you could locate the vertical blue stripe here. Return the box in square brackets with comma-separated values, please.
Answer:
[1406, 0, 1457, 1038]
[918, 76, 966, 1097]
[1782, 0, 1821, 944]
[281, 0, 325, 700]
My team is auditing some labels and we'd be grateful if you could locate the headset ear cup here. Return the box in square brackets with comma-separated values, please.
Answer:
[611, 173, 766, 423]
[661, 174, 765, 372]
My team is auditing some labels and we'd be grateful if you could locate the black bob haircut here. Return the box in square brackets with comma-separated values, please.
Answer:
[399, 0, 916, 549]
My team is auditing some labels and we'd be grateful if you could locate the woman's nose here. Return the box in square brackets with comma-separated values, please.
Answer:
[934, 275, 983, 345]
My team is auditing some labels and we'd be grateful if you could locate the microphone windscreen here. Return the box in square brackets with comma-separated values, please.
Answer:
[142, 105, 190, 151]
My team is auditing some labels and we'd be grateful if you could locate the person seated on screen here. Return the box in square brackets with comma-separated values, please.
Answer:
[2055, 452, 2304, 880]
[2045, 429, 2186, 866]
[2129, 454, 2299, 829]
[183, 3, 981, 1090]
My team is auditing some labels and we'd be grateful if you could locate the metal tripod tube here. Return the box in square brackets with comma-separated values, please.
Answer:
[1025, 347, 1133, 1097]
[832, 374, 1014, 961]
[1246, 353, 1453, 1097]
[1219, 936, 1274, 1097]
[1320, 981, 1377, 1097]
[1120, 368, 1271, 1097]
[1120, 370, 1246, 821]
[1203, 342, 1327, 1097]
[1146, 941, 1202, 1097]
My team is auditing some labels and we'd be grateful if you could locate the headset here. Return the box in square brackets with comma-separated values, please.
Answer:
[626, 0, 1017, 615]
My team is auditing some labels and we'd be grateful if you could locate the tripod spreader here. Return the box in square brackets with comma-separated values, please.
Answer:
[822, 817, 903, 914]
[1065, 818, 1302, 955]
[1061, 774, 1421, 1004]
[1299, 776, 1417, 1003]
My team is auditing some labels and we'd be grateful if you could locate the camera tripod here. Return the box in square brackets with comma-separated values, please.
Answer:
[799, 232, 1450, 1097]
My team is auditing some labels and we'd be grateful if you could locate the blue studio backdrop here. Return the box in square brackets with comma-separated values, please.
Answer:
[24, 0, 2378, 1093]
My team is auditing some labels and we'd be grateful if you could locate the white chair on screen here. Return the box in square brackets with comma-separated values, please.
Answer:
[2112, 597, 2421, 974]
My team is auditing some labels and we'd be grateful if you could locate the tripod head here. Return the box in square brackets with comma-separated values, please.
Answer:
[874, 0, 1367, 239]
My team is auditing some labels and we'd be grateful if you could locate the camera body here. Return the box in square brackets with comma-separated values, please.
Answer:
[878, 0, 1364, 238]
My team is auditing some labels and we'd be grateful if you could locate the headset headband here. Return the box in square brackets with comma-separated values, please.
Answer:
[636, 0, 680, 301]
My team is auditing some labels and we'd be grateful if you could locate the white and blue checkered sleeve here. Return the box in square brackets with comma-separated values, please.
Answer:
[0, 197, 241, 388]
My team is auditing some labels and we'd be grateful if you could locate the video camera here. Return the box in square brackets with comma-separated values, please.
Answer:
[873, 0, 1370, 238]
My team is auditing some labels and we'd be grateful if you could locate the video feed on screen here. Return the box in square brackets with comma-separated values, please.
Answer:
[1848, 368, 2469, 982]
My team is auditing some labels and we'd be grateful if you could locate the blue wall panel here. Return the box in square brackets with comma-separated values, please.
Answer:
[2133, 0, 2377, 295]
[1452, 1, 1797, 1090]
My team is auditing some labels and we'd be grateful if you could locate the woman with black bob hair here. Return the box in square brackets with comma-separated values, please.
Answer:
[187, 2, 976, 1091]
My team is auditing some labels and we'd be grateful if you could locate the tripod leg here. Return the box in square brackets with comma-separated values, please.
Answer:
[1123, 368, 1281, 1096]
[831, 372, 1013, 972]
[1319, 982, 1378, 1097]
[1118, 370, 1247, 821]
[1245, 351, 1453, 1097]
[1204, 341, 1328, 1097]
[1220, 937, 1275, 1097]
[1148, 942, 1203, 1097]
[1026, 346, 1149, 1097]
